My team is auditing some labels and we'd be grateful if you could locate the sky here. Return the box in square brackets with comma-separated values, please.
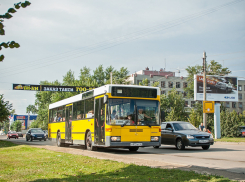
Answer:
[0, 0, 245, 115]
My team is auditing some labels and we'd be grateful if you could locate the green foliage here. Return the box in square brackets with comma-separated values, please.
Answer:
[139, 78, 149, 86]
[0, 94, 12, 123]
[220, 110, 244, 137]
[26, 105, 37, 114]
[10, 120, 22, 132]
[188, 102, 203, 127]
[160, 88, 187, 121]
[0, 1, 31, 62]
[30, 119, 40, 129]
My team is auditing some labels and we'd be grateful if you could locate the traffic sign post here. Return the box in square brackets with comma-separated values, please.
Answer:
[203, 101, 214, 113]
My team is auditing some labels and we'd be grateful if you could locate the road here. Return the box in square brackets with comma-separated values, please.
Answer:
[1, 135, 245, 181]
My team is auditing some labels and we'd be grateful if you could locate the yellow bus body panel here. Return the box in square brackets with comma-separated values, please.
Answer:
[48, 122, 66, 139]
[72, 119, 94, 141]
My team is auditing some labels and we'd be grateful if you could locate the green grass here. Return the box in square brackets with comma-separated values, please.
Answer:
[0, 140, 231, 182]
[214, 137, 245, 143]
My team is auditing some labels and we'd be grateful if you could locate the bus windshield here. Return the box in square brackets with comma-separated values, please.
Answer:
[107, 99, 160, 126]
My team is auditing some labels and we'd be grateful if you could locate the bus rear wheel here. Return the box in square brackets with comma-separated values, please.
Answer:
[128, 147, 139, 152]
[86, 131, 97, 151]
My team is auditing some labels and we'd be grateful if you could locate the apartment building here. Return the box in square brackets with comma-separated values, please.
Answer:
[128, 67, 245, 113]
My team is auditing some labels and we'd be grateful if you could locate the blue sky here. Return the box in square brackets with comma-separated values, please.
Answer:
[0, 0, 245, 115]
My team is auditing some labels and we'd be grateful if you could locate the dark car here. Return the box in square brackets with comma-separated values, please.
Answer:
[155, 121, 214, 150]
[17, 132, 23, 138]
[7, 131, 18, 139]
[26, 128, 46, 141]
[239, 126, 245, 137]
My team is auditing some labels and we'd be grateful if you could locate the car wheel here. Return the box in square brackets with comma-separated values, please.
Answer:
[86, 131, 97, 151]
[44, 138, 46, 141]
[153, 146, 160, 149]
[30, 136, 33, 141]
[202, 145, 210, 150]
[26, 137, 28, 141]
[129, 147, 139, 151]
[176, 138, 185, 150]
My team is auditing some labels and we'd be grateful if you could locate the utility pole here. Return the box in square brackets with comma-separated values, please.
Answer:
[203, 51, 207, 129]
[110, 72, 113, 84]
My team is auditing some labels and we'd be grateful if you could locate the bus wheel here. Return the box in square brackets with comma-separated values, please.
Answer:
[129, 147, 139, 152]
[57, 132, 65, 147]
[86, 131, 97, 151]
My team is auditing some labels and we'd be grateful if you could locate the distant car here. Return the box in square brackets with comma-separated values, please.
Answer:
[7, 131, 18, 139]
[26, 128, 46, 141]
[215, 82, 233, 93]
[43, 130, 48, 139]
[238, 126, 245, 137]
[17, 132, 23, 138]
[155, 121, 214, 150]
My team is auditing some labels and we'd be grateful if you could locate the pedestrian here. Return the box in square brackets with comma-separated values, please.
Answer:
[199, 122, 205, 131]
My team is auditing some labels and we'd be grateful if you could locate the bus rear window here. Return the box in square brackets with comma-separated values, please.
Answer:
[111, 87, 157, 98]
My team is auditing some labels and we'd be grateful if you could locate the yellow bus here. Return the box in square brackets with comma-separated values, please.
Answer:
[48, 84, 161, 151]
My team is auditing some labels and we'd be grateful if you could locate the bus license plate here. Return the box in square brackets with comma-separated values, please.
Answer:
[199, 140, 209, 143]
[130, 143, 143, 146]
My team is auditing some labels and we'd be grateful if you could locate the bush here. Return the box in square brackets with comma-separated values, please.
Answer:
[220, 110, 243, 137]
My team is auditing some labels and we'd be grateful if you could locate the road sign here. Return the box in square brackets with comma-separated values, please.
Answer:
[203, 101, 215, 113]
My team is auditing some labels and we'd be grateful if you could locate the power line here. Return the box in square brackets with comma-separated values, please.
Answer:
[0, 0, 244, 78]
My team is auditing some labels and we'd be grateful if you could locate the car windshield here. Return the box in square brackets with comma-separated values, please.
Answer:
[107, 99, 160, 126]
[31, 129, 43, 133]
[9, 131, 17, 134]
[173, 123, 197, 131]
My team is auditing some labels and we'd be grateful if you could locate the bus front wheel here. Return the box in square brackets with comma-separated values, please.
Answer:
[57, 132, 65, 147]
[86, 131, 97, 151]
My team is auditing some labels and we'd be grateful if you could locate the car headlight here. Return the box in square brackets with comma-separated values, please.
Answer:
[111, 136, 121, 142]
[210, 134, 213, 139]
[151, 136, 159, 141]
[32, 134, 36, 137]
[187, 135, 194, 139]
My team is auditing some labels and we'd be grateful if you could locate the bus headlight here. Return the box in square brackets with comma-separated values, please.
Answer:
[111, 136, 121, 142]
[151, 136, 159, 142]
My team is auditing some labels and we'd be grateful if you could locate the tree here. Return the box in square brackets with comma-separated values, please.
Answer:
[0, 94, 12, 123]
[160, 88, 187, 121]
[26, 105, 37, 114]
[10, 120, 21, 132]
[184, 60, 231, 99]
[0, 1, 31, 62]
[139, 78, 149, 86]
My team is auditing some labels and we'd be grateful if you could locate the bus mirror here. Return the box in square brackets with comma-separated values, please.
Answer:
[104, 95, 108, 104]
[161, 110, 165, 121]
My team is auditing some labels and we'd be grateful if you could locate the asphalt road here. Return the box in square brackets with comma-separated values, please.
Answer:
[1, 135, 245, 181]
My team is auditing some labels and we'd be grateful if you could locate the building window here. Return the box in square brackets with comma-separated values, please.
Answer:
[183, 92, 187, 97]
[183, 82, 188, 88]
[168, 81, 173, 88]
[239, 102, 243, 108]
[238, 93, 242, 100]
[184, 101, 188, 107]
[191, 101, 196, 107]
[137, 80, 142, 85]
[238, 85, 242, 91]
[225, 102, 230, 108]
[177, 91, 181, 95]
[161, 90, 165, 95]
[176, 82, 180, 88]
[232, 102, 236, 108]
[161, 81, 165, 88]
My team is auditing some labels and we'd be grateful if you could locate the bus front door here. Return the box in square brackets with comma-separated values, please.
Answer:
[94, 97, 105, 145]
[65, 105, 72, 142]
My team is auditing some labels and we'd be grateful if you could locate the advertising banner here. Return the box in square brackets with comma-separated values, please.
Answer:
[194, 75, 238, 102]
[13, 84, 95, 92]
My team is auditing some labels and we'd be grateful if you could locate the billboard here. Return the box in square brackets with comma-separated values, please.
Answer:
[194, 75, 238, 102]
[13, 84, 95, 92]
